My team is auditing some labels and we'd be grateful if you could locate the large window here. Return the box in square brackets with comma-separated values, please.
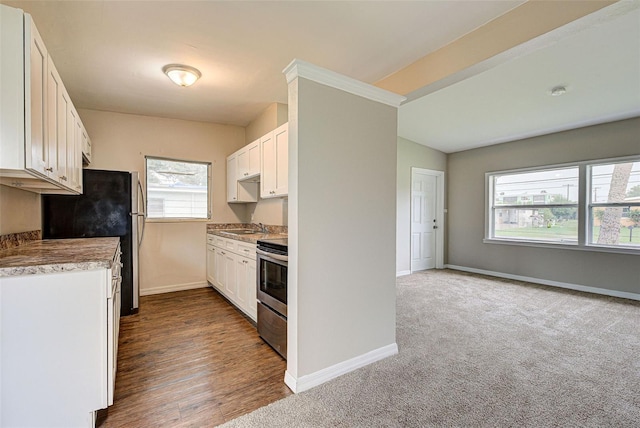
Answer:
[145, 156, 211, 220]
[486, 156, 639, 253]
[589, 160, 640, 248]
[489, 167, 579, 243]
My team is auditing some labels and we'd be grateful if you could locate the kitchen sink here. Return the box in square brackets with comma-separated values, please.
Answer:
[219, 229, 258, 235]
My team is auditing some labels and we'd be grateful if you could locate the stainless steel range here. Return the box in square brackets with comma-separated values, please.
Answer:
[256, 237, 287, 359]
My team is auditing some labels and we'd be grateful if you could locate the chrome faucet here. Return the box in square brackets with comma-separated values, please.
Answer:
[253, 222, 268, 233]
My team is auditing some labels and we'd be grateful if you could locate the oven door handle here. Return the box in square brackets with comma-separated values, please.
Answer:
[256, 248, 288, 262]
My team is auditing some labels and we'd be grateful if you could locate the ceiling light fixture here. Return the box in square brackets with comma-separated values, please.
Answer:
[550, 85, 567, 97]
[162, 64, 201, 87]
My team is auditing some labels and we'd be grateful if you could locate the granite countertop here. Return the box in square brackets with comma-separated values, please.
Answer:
[207, 229, 287, 244]
[0, 237, 120, 277]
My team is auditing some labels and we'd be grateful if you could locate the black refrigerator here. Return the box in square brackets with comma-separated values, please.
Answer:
[42, 169, 145, 316]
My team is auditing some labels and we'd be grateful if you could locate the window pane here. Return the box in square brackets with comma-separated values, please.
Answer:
[589, 161, 640, 247]
[494, 167, 579, 206]
[494, 208, 578, 242]
[591, 161, 640, 203]
[146, 158, 209, 219]
[590, 206, 640, 247]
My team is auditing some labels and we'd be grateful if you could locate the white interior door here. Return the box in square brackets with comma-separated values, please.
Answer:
[411, 170, 438, 272]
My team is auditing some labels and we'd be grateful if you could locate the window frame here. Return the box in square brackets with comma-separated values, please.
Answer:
[484, 155, 640, 255]
[145, 156, 212, 223]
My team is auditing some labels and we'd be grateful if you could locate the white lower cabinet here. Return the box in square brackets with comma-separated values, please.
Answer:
[206, 234, 257, 321]
[0, 245, 121, 427]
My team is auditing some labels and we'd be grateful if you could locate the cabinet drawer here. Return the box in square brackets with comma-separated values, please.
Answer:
[206, 234, 215, 245]
[236, 242, 256, 258]
[213, 236, 228, 247]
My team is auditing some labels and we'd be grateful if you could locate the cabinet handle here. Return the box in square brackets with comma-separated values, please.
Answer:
[45, 167, 53, 172]
[60, 176, 67, 181]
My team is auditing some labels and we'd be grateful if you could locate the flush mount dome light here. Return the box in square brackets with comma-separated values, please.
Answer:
[550, 85, 567, 97]
[162, 64, 201, 87]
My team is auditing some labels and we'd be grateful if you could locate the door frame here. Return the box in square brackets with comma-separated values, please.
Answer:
[410, 167, 445, 271]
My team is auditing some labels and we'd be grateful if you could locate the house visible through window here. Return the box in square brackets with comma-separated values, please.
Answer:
[489, 167, 579, 243]
[486, 156, 639, 253]
[145, 157, 211, 220]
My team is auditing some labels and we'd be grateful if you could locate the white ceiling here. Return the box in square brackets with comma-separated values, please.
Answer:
[3, 1, 638, 153]
[399, 2, 640, 153]
[1, 0, 523, 126]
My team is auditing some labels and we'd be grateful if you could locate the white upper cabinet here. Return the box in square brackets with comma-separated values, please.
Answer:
[226, 122, 288, 204]
[26, 15, 48, 178]
[46, 55, 64, 182]
[0, 5, 85, 194]
[227, 147, 258, 204]
[261, 122, 288, 198]
[66, 107, 82, 192]
[237, 139, 260, 181]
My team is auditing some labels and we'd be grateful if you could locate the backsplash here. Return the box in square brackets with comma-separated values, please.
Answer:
[207, 223, 287, 234]
[0, 230, 42, 251]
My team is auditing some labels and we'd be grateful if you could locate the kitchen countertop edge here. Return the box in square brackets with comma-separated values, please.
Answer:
[207, 230, 287, 244]
[0, 237, 120, 278]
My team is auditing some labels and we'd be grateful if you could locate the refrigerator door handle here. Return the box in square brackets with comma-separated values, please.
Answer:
[138, 180, 146, 247]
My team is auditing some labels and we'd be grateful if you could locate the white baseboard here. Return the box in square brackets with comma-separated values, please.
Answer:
[284, 342, 398, 393]
[445, 265, 640, 301]
[140, 281, 208, 296]
[396, 270, 411, 277]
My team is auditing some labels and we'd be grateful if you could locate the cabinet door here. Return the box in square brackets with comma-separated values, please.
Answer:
[247, 258, 257, 320]
[226, 154, 238, 202]
[25, 17, 48, 177]
[260, 131, 275, 197]
[224, 251, 237, 301]
[273, 123, 288, 197]
[206, 245, 216, 286]
[214, 247, 226, 291]
[235, 256, 248, 311]
[66, 107, 82, 192]
[237, 147, 249, 179]
[57, 87, 72, 187]
[82, 132, 92, 164]
[247, 139, 261, 177]
[46, 56, 65, 183]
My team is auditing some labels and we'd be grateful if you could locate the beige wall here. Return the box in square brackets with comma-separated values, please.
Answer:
[396, 137, 447, 274]
[78, 109, 246, 294]
[447, 117, 640, 295]
[375, 1, 615, 95]
[245, 102, 288, 144]
[0, 185, 41, 235]
[244, 102, 289, 226]
[288, 78, 398, 380]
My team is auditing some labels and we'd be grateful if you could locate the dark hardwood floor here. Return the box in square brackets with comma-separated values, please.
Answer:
[97, 287, 292, 427]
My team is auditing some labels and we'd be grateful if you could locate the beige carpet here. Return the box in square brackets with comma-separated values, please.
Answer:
[221, 269, 640, 427]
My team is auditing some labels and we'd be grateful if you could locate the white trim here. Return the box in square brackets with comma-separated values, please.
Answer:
[483, 237, 640, 256]
[410, 167, 445, 272]
[284, 343, 398, 393]
[283, 59, 406, 108]
[140, 281, 208, 296]
[396, 270, 411, 277]
[445, 264, 640, 301]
